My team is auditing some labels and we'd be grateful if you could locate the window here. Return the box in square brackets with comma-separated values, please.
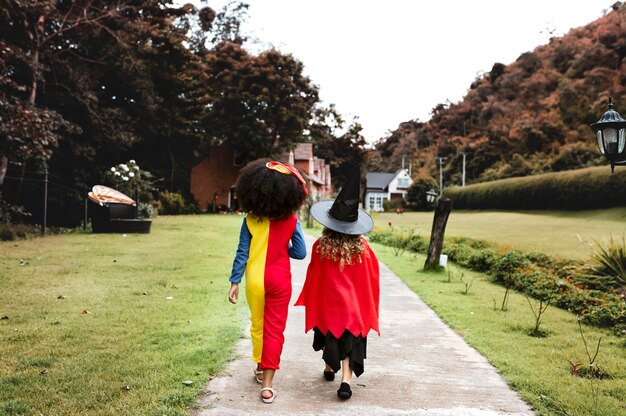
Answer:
[369, 195, 384, 210]
[397, 177, 409, 188]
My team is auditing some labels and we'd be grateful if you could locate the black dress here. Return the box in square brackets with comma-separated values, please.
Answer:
[312, 327, 367, 377]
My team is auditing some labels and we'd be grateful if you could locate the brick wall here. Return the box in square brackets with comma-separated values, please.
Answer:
[190, 144, 241, 211]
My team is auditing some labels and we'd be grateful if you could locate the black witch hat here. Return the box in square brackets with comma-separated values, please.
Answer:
[310, 167, 374, 235]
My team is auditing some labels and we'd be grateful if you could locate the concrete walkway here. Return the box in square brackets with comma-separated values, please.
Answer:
[193, 234, 535, 416]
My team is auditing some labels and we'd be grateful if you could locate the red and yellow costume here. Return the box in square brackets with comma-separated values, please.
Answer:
[230, 214, 306, 369]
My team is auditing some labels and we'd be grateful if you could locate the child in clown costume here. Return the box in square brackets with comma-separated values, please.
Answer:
[228, 159, 308, 404]
[296, 167, 380, 400]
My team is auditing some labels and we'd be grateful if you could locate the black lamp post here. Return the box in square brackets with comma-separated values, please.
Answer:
[591, 96, 626, 172]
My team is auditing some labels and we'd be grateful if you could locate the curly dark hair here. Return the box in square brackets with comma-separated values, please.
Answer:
[317, 227, 366, 270]
[235, 158, 308, 219]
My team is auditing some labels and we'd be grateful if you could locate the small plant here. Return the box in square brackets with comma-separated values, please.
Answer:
[137, 202, 155, 219]
[525, 294, 550, 337]
[500, 287, 510, 311]
[576, 236, 626, 291]
[569, 318, 609, 379]
[105, 160, 158, 201]
[499, 272, 513, 311]
[158, 191, 186, 215]
[446, 267, 454, 283]
[460, 274, 474, 295]
[391, 229, 415, 257]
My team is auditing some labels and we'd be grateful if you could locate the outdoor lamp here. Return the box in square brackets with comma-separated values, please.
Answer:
[591, 96, 626, 172]
[426, 188, 438, 205]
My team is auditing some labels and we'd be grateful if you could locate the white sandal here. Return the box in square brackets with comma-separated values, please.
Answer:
[261, 387, 276, 404]
[254, 367, 263, 384]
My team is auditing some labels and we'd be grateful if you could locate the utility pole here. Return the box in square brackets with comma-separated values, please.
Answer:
[436, 157, 446, 191]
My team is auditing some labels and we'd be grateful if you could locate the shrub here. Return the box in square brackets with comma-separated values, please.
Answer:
[137, 202, 155, 219]
[105, 160, 158, 201]
[369, 228, 626, 333]
[158, 191, 186, 215]
[575, 237, 626, 290]
[0, 224, 67, 241]
[406, 174, 438, 211]
[0, 191, 31, 224]
[383, 198, 404, 212]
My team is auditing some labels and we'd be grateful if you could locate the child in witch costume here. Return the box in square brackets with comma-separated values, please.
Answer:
[295, 168, 380, 400]
[228, 159, 308, 404]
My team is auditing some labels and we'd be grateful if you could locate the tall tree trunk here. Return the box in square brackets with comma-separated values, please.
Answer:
[3, 17, 43, 185]
[28, 46, 38, 105]
[29, 15, 44, 106]
[0, 156, 7, 185]
[169, 151, 175, 190]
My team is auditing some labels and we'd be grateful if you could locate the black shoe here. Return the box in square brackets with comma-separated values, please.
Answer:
[337, 382, 352, 400]
[323, 370, 335, 381]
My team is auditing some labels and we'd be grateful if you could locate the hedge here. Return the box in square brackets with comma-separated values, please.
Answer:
[369, 229, 626, 334]
[444, 166, 626, 210]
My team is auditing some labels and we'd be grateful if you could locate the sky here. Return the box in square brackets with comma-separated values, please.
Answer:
[187, 0, 613, 143]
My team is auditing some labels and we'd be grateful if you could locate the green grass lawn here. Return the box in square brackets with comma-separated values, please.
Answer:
[371, 243, 626, 416]
[2, 213, 626, 415]
[373, 208, 626, 260]
[0, 215, 247, 416]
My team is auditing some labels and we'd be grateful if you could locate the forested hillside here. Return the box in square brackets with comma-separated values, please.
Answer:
[369, 2, 625, 186]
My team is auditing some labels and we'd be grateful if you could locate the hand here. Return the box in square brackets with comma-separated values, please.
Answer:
[228, 283, 239, 304]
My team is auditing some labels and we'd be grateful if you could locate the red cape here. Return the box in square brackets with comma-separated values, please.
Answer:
[295, 239, 380, 338]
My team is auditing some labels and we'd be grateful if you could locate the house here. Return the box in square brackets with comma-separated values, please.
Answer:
[190, 143, 333, 212]
[364, 169, 412, 211]
[190, 143, 242, 212]
[278, 143, 333, 202]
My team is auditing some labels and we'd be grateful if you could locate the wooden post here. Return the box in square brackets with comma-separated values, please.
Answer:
[424, 197, 453, 270]
[42, 163, 48, 236]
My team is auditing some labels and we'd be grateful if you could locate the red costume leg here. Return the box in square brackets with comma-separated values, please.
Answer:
[260, 274, 292, 369]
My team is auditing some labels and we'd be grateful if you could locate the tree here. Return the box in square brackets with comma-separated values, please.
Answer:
[1, 0, 209, 225]
[0, 0, 99, 183]
[187, 1, 249, 54]
[202, 42, 320, 163]
[406, 174, 438, 211]
[311, 118, 367, 188]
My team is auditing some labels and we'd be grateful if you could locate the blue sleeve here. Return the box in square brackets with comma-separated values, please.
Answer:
[288, 219, 307, 260]
[229, 218, 251, 283]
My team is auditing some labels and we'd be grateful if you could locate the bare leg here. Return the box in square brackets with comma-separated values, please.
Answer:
[337, 357, 353, 399]
[325, 363, 333, 372]
[256, 363, 263, 382]
[261, 369, 276, 399]
[341, 357, 352, 384]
